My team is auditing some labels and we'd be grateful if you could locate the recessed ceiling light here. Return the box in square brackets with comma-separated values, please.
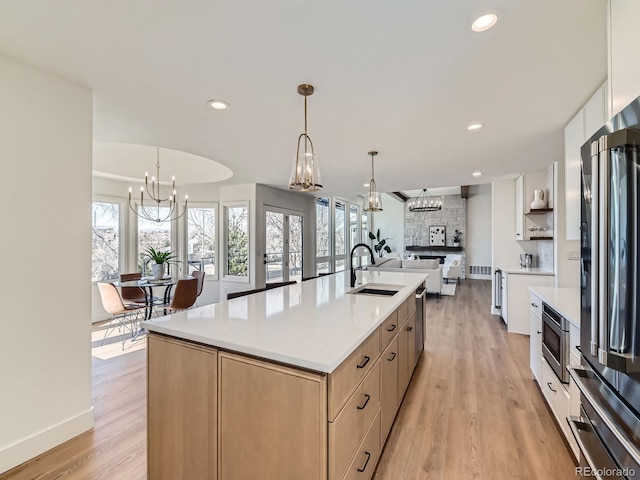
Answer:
[208, 100, 229, 110]
[363, 183, 370, 187]
[472, 171, 483, 177]
[467, 122, 484, 131]
[471, 13, 498, 32]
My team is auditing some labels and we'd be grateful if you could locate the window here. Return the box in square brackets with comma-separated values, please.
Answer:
[315, 197, 331, 274]
[187, 205, 217, 277]
[361, 212, 369, 266]
[138, 206, 172, 274]
[92, 201, 120, 282]
[334, 199, 347, 271]
[224, 202, 249, 281]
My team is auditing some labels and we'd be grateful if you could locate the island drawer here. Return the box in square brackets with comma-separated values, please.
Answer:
[328, 329, 380, 421]
[341, 409, 381, 480]
[381, 310, 399, 348]
[329, 362, 380, 480]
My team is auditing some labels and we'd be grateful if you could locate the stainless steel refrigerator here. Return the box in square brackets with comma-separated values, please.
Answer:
[570, 97, 640, 479]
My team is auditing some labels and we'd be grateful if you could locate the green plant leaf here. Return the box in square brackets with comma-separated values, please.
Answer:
[368, 231, 375, 240]
[384, 245, 392, 253]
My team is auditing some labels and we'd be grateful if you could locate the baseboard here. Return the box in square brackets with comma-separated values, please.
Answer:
[468, 274, 491, 280]
[0, 406, 94, 474]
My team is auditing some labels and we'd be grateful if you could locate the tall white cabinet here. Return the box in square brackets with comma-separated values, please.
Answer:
[564, 82, 608, 240]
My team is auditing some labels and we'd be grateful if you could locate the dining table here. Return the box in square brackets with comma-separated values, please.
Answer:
[114, 275, 192, 340]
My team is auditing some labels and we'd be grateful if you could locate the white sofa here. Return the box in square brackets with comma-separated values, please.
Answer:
[367, 258, 443, 296]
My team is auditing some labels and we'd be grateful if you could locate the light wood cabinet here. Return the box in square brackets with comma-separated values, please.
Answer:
[147, 291, 424, 480]
[380, 336, 398, 443]
[219, 352, 327, 480]
[329, 362, 380, 480]
[147, 334, 218, 480]
[328, 329, 380, 421]
[529, 292, 543, 383]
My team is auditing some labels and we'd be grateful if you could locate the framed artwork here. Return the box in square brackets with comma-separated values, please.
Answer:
[429, 225, 445, 246]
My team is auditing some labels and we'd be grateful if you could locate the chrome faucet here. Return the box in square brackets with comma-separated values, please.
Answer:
[350, 243, 376, 287]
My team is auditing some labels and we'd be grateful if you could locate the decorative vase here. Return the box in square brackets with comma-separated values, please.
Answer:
[151, 263, 164, 280]
[531, 189, 546, 210]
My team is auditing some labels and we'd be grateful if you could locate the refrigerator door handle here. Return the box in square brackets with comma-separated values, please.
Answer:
[598, 140, 610, 365]
[590, 142, 600, 358]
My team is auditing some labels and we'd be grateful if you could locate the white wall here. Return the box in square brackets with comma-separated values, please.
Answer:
[466, 184, 492, 279]
[0, 54, 93, 473]
[491, 179, 538, 311]
[608, 0, 640, 115]
[371, 193, 404, 255]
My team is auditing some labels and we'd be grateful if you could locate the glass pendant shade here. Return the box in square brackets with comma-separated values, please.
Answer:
[289, 84, 322, 192]
[363, 151, 383, 212]
[289, 135, 322, 191]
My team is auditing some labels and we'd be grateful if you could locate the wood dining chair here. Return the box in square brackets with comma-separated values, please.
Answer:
[190, 270, 205, 306]
[97, 282, 147, 350]
[119, 272, 150, 305]
[155, 278, 198, 315]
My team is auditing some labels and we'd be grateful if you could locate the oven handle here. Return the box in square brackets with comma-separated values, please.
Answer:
[568, 365, 640, 467]
[566, 416, 624, 480]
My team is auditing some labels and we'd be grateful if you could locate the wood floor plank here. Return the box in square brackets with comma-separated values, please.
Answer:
[1, 280, 576, 480]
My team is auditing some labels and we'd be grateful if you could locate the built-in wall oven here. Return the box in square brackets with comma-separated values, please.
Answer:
[542, 302, 570, 384]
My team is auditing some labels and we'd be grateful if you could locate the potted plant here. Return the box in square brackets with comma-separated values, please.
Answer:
[368, 229, 392, 258]
[452, 229, 461, 247]
[141, 247, 179, 279]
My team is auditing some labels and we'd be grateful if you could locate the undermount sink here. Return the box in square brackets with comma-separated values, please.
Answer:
[347, 283, 403, 297]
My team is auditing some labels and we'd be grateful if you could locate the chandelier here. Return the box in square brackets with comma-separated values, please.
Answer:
[363, 151, 383, 212]
[289, 84, 323, 192]
[128, 147, 188, 222]
[408, 188, 442, 212]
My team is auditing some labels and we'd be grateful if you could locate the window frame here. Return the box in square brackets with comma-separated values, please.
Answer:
[223, 200, 251, 283]
[91, 195, 126, 283]
[183, 202, 219, 281]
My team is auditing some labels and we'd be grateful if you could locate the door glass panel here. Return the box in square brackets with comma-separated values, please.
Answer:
[265, 211, 285, 284]
[316, 262, 330, 275]
[335, 200, 346, 256]
[289, 215, 303, 283]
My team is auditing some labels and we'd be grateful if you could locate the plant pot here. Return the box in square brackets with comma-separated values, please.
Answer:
[151, 263, 164, 280]
[452, 242, 460, 248]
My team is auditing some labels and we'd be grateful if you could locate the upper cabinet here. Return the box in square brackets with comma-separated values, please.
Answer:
[609, 1, 640, 116]
[564, 82, 607, 240]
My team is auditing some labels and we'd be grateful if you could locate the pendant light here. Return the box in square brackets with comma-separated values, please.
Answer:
[289, 84, 322, 192]
[363, 151, 383, 212]
[128, 147, 188, 222]
[408, 188, 442, 212]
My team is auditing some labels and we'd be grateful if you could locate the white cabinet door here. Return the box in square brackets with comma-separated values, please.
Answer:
[501, 273, 508, 324]
[506, 275, 554, 335]
[584, 82, 607, 139]
[529, 308, 542, 383]
[564, 109, 584, 241]
[515, 174, 524, 240]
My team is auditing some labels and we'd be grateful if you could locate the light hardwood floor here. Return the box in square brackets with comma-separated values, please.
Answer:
[1, 280, 576, 479]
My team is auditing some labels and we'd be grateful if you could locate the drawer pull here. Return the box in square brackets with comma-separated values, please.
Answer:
[387, 352, 397, 362]
[407, 326, 413, 332]
[356, 356, 370, 369]
[537, 330, 542, 335]
[357, 393, 371, 410]
[547, 382, 557, 393]
[531, 302, 538, 308]
[357, 451, 371, 473]
[387, 324, 397, 332]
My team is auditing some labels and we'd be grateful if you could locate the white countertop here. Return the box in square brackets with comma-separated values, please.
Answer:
[498, 265, 555, 276]
[528, 286, 581, 327]
[142, 270, 427, 373]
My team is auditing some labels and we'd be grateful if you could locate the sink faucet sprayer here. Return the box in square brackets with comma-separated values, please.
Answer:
[350, 243, 376, 287]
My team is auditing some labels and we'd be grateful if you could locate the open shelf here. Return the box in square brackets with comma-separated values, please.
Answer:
[525, 208, 553, 215]
[406, 245, 463, 251]
[529, 236, 553, 240]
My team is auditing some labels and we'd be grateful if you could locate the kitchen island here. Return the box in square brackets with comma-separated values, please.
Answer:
[142, 270, 427, 480]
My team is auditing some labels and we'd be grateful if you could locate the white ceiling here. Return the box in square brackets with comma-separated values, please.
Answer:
[0, 1, 607, 197]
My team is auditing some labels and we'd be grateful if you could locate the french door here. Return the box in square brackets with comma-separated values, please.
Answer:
[265, 208, 303, 284]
